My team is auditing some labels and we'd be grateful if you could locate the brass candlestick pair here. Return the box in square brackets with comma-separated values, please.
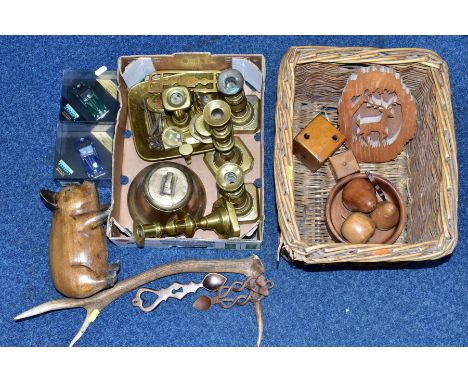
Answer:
[190, 68, 257, 175]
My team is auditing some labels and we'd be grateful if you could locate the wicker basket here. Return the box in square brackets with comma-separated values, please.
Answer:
[274, 46, 458, 264]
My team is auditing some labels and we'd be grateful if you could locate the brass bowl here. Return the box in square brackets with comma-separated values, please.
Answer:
[325, 173, 406, 244]
[128, 162, 206, 225]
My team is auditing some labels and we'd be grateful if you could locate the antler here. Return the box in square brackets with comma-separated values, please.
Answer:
[385, 92, 400, 108]
[15, 255, 266, 347]
[368, 93, 383, 108]
[368, 92, 400, 110]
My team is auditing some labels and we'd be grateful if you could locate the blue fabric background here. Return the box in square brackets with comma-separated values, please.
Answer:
[0, 36, 466, 346]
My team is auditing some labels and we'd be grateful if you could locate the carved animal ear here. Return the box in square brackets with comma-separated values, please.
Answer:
[82, 180, 96, 188]
[40, 189, 59, 210]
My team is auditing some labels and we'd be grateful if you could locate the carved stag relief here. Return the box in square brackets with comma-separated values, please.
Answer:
[338, 66, 417, 162]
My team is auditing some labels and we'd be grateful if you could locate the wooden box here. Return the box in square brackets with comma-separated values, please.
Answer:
[292, 115, 344, 172]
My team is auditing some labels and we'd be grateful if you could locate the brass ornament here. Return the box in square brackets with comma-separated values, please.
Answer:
[147, 70, 220, 94]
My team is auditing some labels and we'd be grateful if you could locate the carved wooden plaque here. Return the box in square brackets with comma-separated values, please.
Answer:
[338, 66, 417, 162]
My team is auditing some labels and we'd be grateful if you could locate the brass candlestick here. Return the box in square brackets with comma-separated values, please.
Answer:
[162, 86, 192, 129]
[203, 100, 253, 175]
[217, 69, 253, 123]
[217, 68, 259, 133]
[216, 162, 259, 223]
[133, 198, 240, 247]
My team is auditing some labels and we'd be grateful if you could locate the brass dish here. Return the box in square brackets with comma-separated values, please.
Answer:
[128, 81, 214, 161]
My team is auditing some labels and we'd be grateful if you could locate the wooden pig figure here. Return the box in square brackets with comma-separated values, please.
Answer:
[40, 181, 120, 298]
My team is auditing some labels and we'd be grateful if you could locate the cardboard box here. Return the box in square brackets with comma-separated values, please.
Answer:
[107, 53, 265, 249]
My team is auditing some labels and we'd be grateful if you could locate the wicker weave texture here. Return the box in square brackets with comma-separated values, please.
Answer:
[274, 46, 458, 264]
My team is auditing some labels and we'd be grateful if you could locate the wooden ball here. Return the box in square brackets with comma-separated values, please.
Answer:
[341, 212, 376, 244]
[371, 201, 400, 231]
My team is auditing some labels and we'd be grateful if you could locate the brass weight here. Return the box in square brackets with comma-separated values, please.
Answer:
[202, 100, 253, 176]
[133, 198, 240, 247]
[216, 163, 259, 223]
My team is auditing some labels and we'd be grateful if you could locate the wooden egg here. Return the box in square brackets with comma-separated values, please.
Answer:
[371, 201, 400, 231]
[342, 178, 377, 213]
[341, 212, 376, 244]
